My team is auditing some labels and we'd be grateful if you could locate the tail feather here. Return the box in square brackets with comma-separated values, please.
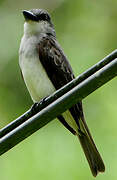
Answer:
[78, 116, 105, 177]
[59, 109, 105, 176]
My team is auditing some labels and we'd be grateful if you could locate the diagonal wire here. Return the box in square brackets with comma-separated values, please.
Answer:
[0, 49, 117, 138]
[0, 51, 117, 156]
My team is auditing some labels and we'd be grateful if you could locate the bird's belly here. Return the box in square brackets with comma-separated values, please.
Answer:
[20, 56, 56, 102]
[19, 53, 78, 133]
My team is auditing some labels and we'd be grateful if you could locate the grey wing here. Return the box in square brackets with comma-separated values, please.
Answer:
[38, 36, 82, 130]
[38, 36, 75, 89]
[38, 36, 88, 130]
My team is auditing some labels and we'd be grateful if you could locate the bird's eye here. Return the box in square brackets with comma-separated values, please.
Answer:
[39, 13, 50, 21]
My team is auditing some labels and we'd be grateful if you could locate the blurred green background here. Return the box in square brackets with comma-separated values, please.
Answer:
[0, 0, 117, 179]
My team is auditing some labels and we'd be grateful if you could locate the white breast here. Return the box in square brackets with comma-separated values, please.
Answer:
[19, 34, 78, 133]
[19, 35, 55, 102]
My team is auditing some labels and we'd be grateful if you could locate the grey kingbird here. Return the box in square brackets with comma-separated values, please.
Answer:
[19, 9, 105, 176]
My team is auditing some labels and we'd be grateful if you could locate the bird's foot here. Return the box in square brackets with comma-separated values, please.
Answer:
[39, 97, 48, 105]
[31, 102, 39, 114]
[31, 97, 48, 114]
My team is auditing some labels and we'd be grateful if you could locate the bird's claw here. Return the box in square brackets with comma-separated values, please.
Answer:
[31, 97, 48, 114]
[31, 102, 40, 114]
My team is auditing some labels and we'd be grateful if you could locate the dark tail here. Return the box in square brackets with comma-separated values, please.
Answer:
[78, 115, 105, 177]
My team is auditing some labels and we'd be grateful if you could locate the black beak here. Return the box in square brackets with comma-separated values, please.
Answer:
[22, 10, 38, 21]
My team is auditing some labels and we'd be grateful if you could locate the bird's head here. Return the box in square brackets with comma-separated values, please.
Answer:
[22, 9, 55, 36]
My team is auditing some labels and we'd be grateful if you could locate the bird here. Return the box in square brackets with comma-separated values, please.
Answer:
[19, 9, 105, 176]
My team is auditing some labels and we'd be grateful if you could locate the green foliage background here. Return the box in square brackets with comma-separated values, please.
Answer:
[0, 0, 117, 179]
